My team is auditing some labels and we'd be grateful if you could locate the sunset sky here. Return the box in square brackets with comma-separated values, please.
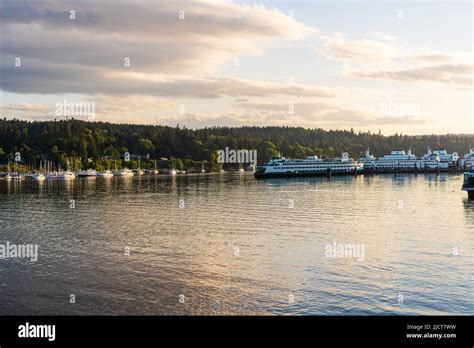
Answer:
[0, 0, 472, 134]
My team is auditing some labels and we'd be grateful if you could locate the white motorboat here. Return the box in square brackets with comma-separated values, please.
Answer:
[98, 170, 114, 177]
[32, 173, 46, 181]
[59, 171, 76, 179]
[77, 169, 98, 178]
[114, 168, 134, 177]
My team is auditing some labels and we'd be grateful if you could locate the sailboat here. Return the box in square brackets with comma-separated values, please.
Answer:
[59, 160, 76, 179]
[32, 161, 46, 181]
[152, 160, 159, 174]
[136, 159, 144, 175]
[4, 174, 12, 181]
[11, 162, 25, 180]
[170, 158, 177, 175]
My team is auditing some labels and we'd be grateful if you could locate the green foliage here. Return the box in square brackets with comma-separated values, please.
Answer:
[0, 118, 473, 169]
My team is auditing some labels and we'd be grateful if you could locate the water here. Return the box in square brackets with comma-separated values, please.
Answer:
[0, 173, 473, 315]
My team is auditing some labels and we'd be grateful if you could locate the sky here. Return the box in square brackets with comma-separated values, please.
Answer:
[0, 0, 472, 134]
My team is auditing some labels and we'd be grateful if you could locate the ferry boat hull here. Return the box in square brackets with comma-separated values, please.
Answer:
[254, 167, 363, 179]
[462, 171, 474, 199]
[362, 163, 447, 174]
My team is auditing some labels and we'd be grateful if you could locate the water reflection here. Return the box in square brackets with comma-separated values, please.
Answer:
[0, 173, 472, 315]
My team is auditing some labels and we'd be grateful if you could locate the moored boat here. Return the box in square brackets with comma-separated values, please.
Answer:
[114, 168, 134, 177]
[77, 169, 98, 178]
[364, 148, 444, 172]
[45, 171, 60, 179]
[11, 173, 25, 180]
[460, 148, 474, 170]
[358, 148, 375, 165]
[32, 173, 46, 181]
[421, 147, 458, 168]
[98, 170, 114, 177]
[462, 171, 474, 199]
[254, 152, 363, 179]
[59, 171, 76, 179]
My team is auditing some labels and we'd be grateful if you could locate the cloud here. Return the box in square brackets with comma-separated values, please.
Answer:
[0, 61, 337, 98]
[151, 108, 428, 129]
[407, 52, 456, 63]
[0, 103, 51, 113]
[231, 99, 428, 128]
[318, 32, 399, 63]
[347, 63, 474, 87]
[371, 32, 396, 42]
[0, 0, 315, 97]
[315, 32, 473, 88]
[233, 101, 339, 119]
[91, 95, 177, 116]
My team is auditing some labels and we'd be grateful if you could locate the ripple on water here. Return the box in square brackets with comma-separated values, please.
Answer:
[0, 173, 472, 315]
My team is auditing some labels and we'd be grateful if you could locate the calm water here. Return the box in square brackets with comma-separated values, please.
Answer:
[0, 173, 473, 315]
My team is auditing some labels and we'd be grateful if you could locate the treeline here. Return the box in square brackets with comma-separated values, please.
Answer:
[0, 118, 473, 170]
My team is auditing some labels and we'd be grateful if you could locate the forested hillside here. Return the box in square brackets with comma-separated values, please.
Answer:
[0, 118, 473, 170]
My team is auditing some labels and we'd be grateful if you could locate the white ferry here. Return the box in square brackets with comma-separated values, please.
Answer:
[460, 148, 474, 170]
[364, 149, 441, 172]
[358, 148, 375, 165]
[254, 153, 363, 178]
[421, 147, 458, 168]
[363, 149, 416, 171]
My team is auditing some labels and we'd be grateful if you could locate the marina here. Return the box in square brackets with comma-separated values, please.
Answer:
[1, 147, 474, 199]
[2, 147, 473, 180]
